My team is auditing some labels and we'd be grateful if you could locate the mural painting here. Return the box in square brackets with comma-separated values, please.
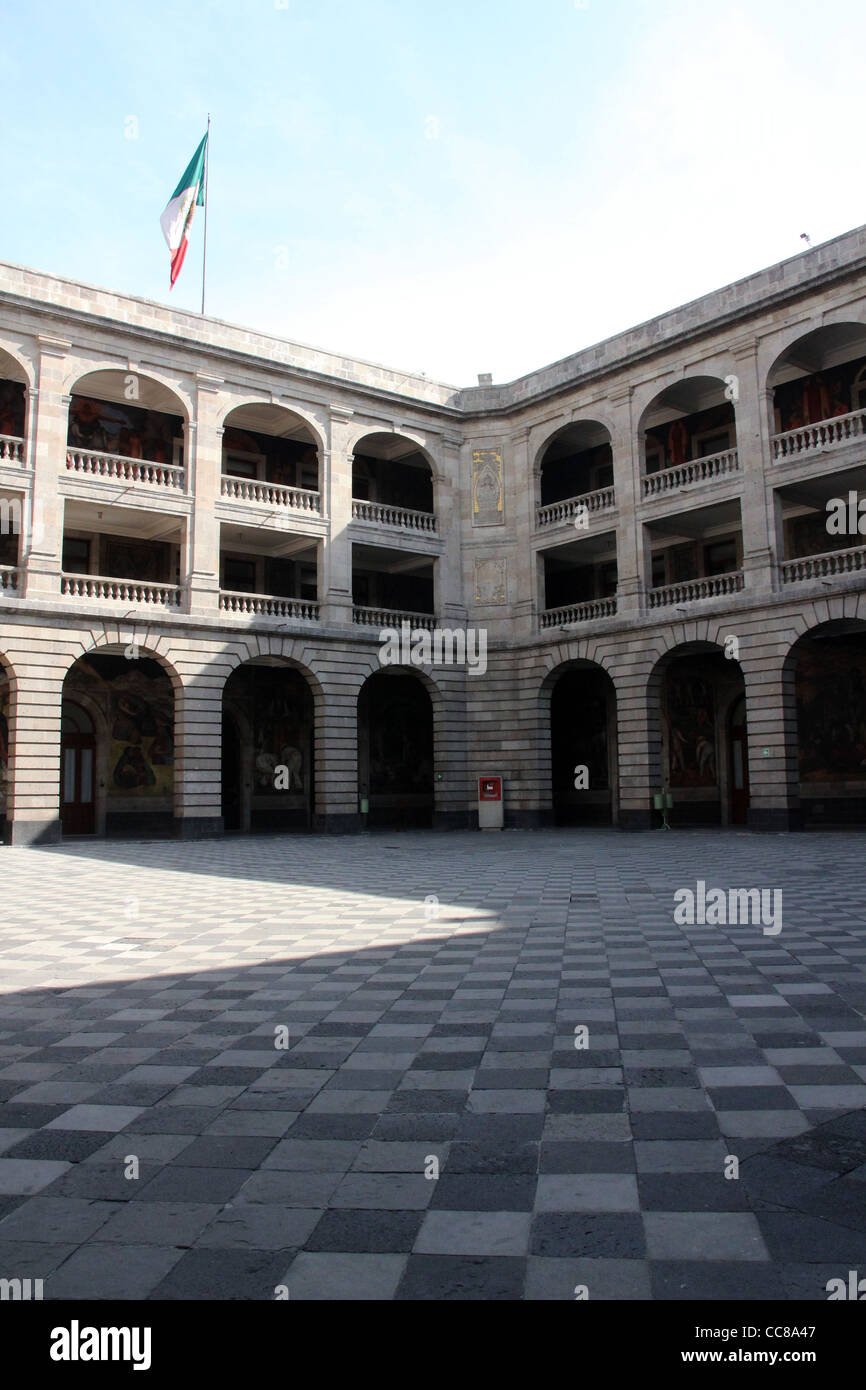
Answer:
[0, 678, 9, 816]
[67, 395, 183, 464]
[797, 637, 866, 782]
[666, 674, 717, 787]
[65, 657, 174, 799]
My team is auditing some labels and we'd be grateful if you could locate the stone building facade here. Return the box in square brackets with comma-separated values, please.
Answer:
[2, 226, 866, 844]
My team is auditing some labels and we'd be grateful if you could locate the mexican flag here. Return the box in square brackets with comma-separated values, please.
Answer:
[160, 133, 208, 288]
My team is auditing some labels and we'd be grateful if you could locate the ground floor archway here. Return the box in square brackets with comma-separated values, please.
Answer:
[549, 663, 617, 825]
[358, 669, 434, 828]
[61, 652, 176, 838]
[0, 658, 11, 839]
[221, 660, 315, 832]
[650, 644, 748, 827]
[788, 621, 866, 826]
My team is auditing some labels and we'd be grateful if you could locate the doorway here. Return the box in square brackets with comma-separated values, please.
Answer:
[60, 702, 96, 836]
[728, 696, 750, 825]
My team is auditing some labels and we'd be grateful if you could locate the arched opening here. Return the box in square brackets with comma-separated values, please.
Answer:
[221, 403, 320, 496]
[649, 643, 747, 826]
[538, 421, 613, 508]
[61, 652, 176, 838]
[640, 377, 736, 476]
[221, 660, 315, 833]
[68, 370, 187, 466]
[769, 322, 866, 438]
[352, 433, 434, 516]
[548, 663, 617, 825]
[787, 620, 866, 827]
[0, 347, 28, 466]
[0, 656, 12, 839]
[358, 669, 434, 829]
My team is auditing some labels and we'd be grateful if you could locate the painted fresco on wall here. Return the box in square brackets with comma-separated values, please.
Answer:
[68, 395, 182, 464]
[224, 667, 312, 798]
[0, 681, 9, 813]
[65, 657, 174, 799]
[797, 638, 866, 782]
[666, 674, 717, 787]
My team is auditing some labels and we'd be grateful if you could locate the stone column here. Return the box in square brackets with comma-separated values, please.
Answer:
[21, 336, 70, 600]
[609, 386, 643, 618]
[321, 407, 354, 628]
[614, 656, 658, 830]
[185, 374, 223, 617]
[173, 657, 224, 838]
[313, 682, 361, 833]
[5, 663, 63, 845]
[732, 342, 776, 595]
[434, 433, 466, 624]
[743, 657, 802, 830]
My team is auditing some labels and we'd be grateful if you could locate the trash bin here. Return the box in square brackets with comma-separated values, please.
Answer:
[478, 775, 503, 830]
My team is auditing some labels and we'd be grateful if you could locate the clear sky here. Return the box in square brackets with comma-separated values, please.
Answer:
[2, 0, 864, 385]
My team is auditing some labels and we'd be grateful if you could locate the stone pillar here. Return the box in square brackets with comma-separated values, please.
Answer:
[615, 657, 657, 830]
[173, 658, 224, 838]
[321, 408, 354, 628]
[313, 683, 361, 833]
[435, 433, 466, 624]
[5, 664, 63, 845]
[21, 336, 70, 600]
[744, 658, 802, 830]
[732, 342, 776, 595]
[186, 374, 223, 616]
[609, 386, 643, 618]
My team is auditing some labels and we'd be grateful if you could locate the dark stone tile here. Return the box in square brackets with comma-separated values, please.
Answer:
[455, 1115, 544, 1142]
[135, 1167, 251, 1204]
[547, 1090, 624, 1114]
[305, 1209, 423, 1253]
[445, 1141, 539, 1176]
[708, 1087, 798, 1111]
[530, 1213, 645, 1258]
[539, 1142, 636, 1173]
[429, 1176, 536, 1211]
[630, 1113, 721, 1140]
[386, 1091, 468, 1114]
[0, 1104, 69, 1128]
[638, 1174, 751, 1212]
[756, 1212, 866, 1262]
[651, 1262, 784, 1300]
[149, 1248, 293, 1300]
[3, 1130, 111, 1163]
[396, 1254, 525, 1300]
[372, 1114, 460, 1141]
[287, 1116, 378, 1140]
[172, 1136, 278, 1168]
[411, 1053, 483, 1071]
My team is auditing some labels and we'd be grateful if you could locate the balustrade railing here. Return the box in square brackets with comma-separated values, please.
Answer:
[221, 476, 321, 512]
[772, 409, 866, 460]
[780, 545, 866, 584]
[0, 565, 19, 594]
[642, 449, 739, 498]
[351, 499, 437, 532]
[648, 571, 744, 608]
[66, 448, 185, 489]
[61, 574, 182, 606]
[219, 591, 320, 620]
[353, 605, 437, 630]
[540, 597, 617, 628]
[0, 434, 25, 465]
[537, 486, 615, 527]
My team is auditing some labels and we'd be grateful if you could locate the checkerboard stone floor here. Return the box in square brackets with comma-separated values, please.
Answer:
[1, 828, 866, 1301]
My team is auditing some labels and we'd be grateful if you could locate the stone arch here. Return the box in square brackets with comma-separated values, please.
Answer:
[766, 319, 866, 438]
[220, 400, 325, 496]
[781, 613, 866, 827]
[534, 419, 614, 509]
[66, 365, 192, 422]
[540, 655, 619, 825]
[60, 641, 181, 838]
[356, 663, 440, 828]
[349, 430, 437, 513]
[646, 636, 748, 826]
[637, 375, 737, 476]
[219, 643, 325, 832]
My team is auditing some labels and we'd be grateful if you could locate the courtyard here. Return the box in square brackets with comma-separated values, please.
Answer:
[1, 828, 866, 1301]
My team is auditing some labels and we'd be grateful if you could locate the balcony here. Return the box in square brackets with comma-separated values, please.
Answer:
[67, 447, 185, 491]
[540, 597, 617, 628]
[772, 409, 866, 463]
[642, 448, 739, 499]
[537, 485, 615, 528]
[0, 435, 25, 466]
[351, 499, 436, 533]
[220, 591, 319, 621]
[0, 564, 20, 594]
[353, 605, 436, 630]
[648, 572, 744, 608]
[221, 475, 321, 514]
[61, 574, 182, 607]
[780, 545, 866, 585]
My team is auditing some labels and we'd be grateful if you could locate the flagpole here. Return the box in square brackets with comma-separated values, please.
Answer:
[201, 114, 211, 316]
